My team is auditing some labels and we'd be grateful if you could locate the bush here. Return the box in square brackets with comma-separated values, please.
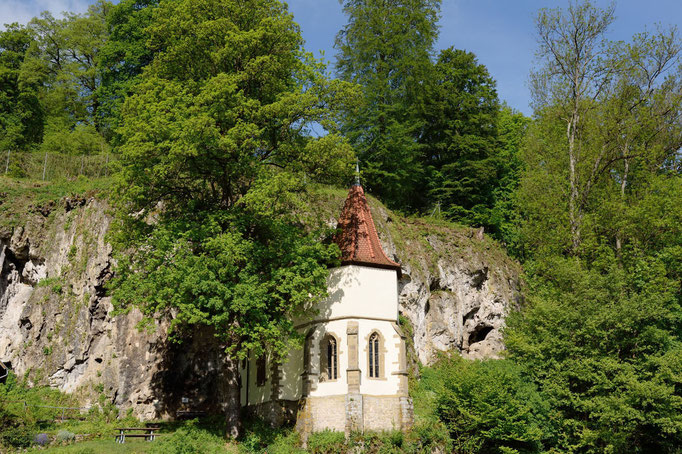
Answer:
[34, 432, 50, 446]
[1, 425, 34, 448]
[307, 429, 345, 454]
[426, 355, 552, 454]
[148, 421, 227, 454]
[238, 417, 305, 453]
[348, 430, 407, 453]
[404, 421, 451, 453]
[57, 429, 76, 444]
[260, 429, 304, 454]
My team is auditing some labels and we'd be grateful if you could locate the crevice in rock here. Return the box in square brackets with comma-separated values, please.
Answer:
[468, 325, 493, 346]
[19, 316, 33, 334]
[462, 306, 480, 324]
[470, 267, 489, 289]
[1, 245, 29, 286]
[424, 300, 430, 315]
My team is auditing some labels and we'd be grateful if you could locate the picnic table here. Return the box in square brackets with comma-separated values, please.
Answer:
[114, 427, 161, 443]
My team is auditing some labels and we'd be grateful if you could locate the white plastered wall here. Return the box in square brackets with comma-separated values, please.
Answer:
[243, 264, 402, 405]
[303, 319, 402, 397]
[295, 265, 399, 324]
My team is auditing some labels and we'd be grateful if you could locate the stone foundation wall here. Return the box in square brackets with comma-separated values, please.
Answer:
[296, 395, 347, 435]
[294, 394, 412, 439]
[244, 399, 298, 427]
[363, 395, 403, 432]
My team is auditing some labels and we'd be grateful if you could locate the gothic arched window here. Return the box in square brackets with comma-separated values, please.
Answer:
[320, 334, 338, 381]
[368, 332, 381, 378]
[327, 336, 338, 380]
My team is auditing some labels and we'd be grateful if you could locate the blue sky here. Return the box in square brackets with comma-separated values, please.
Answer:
[3, 0, 681, 115]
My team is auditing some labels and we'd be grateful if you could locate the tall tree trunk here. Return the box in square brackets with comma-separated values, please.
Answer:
[567, 113, 581, 254]
[615, 142, 629, 257]
[224, 356, 242, 439]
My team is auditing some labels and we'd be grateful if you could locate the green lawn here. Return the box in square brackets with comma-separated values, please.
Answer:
[25, 436, 240, 453]
[27, 437, 153, 453]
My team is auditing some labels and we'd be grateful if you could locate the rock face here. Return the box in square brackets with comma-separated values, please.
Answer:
[0, 189, 522, 418]
[0, 196, 232, 419]
[366, 202, 524, 365]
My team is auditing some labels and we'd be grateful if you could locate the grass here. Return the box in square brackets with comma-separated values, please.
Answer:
[26, 437, 156, 453]
[0, 175, 114, 228]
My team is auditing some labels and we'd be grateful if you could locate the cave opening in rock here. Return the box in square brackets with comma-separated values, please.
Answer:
[0, 361, 11, 383]
[468, 325, 493, 345]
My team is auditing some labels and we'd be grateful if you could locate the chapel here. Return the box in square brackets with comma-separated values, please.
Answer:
[239, 177, 413, 436]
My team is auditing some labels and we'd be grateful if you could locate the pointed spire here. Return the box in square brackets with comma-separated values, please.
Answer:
[334, 184, 401, 276]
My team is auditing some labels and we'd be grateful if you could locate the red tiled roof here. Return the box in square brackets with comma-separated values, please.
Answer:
[334, 184, 401, 275]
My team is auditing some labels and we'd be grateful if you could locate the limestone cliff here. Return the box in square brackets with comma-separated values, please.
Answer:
[308, 189, 524, 365]
[0, 181, 522, 418]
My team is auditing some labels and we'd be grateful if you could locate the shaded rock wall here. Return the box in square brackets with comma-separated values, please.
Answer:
[0, 197, 232, 419]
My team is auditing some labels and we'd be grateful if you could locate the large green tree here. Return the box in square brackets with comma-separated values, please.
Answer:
[112, 0, 355, 436]
[98, 0, 159, 141]
[26, 2, 111, 133]
[504, 2, 682, 452]
[0, 23, 43, 154]
[419, 47, 501, 227]
[335, 0, 440, 210]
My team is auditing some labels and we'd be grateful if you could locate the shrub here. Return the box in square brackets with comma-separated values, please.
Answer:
[404, 421, 451, 453]
[261, 429, 304, 454]
[307, 429, 345, 454]
[427, 355, 552, 454]
[239, 417, 298, 453]
[34, 432, 50, 446]
[1, 425, 34, 448]
[57, 429, 76, 443]
[148, 421, 227, 454]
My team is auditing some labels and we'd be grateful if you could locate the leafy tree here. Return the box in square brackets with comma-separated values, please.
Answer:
[26, 2, 111, 135]
[419, 47, 501, 227]
[112, 0, 355, 436]
[98, 0, 159, 141]
[335, 0, 440, 210]
[489, 106, 529, 254]
[531, 1, 616, 253]
[506, 250, 682, 452]
[0, 23, 43, 154]
[523, 2, 682, 259]
[506, 2, 682, 452]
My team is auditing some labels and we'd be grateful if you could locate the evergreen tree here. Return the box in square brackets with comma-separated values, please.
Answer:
[335, 0, 440, 210]
[420, 47, 501, 227]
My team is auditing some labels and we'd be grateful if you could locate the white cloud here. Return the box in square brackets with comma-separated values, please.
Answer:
[0, 0, 93, 28]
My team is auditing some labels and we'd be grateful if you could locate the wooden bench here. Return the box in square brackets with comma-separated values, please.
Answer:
[114, 427, 161, 443]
